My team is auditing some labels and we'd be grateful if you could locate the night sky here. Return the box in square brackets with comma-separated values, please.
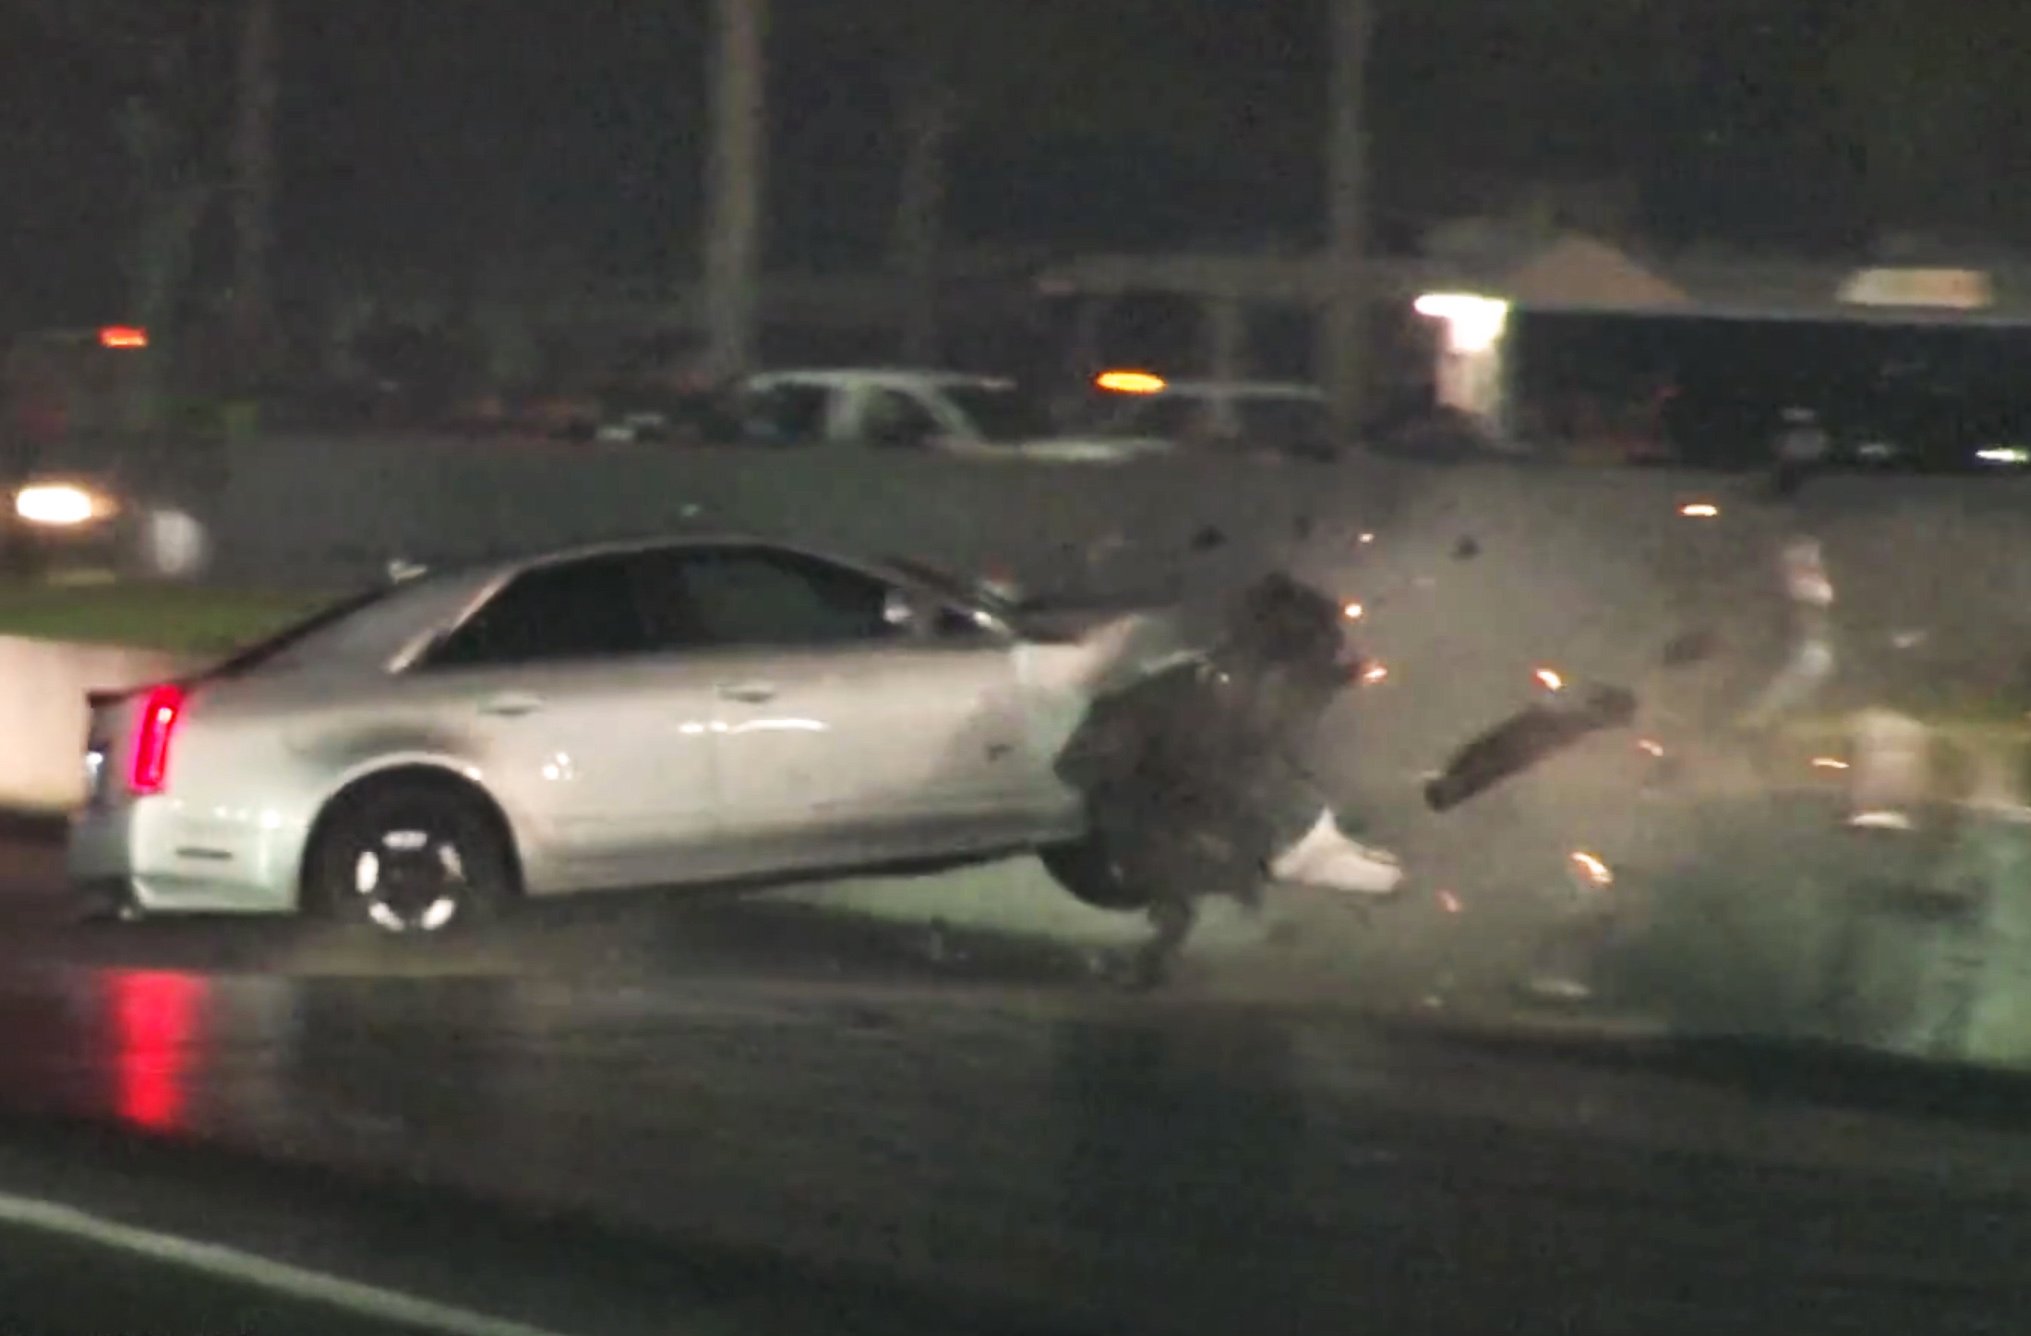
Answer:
[1, 0, 2024, 328]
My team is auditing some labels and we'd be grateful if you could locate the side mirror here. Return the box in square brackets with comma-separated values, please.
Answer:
[883, 587, 923, 632]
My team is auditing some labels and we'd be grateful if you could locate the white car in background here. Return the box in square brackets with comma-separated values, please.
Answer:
[69, 535, 1181, 933]
[735, 368, 1174, 464]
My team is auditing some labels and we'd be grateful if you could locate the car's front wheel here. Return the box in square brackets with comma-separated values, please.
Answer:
[1039, 837, 1155, 912]
[304, 779, 516, 934]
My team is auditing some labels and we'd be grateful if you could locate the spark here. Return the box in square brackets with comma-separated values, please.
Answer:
[1535, 668, 1565, 692]
[1342, 601, 1365, 621]
[1680, 502, 1720, 518]
[1569, 851, 1614, 887]
[1361, 662, 1389, 685]
[1812, 756, 1851, 771]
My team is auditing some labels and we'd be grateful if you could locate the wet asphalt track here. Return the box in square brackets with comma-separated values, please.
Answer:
[6, 822, 2031, 1335]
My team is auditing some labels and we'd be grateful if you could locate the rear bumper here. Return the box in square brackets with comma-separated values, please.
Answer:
[68, 797, 302, 916]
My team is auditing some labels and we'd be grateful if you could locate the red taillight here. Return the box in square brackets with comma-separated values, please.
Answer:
[128, 685, 185, 795]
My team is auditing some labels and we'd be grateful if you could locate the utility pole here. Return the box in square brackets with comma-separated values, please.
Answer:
[1321, 0, 1375, 435]
[701, 0, 768, 380]
[231, 0, 279, 388]
[890, 77, 955, 365]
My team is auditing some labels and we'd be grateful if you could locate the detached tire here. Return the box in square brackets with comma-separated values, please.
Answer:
[305, 778, 516, 934]
[1040, 838, 1155, 912]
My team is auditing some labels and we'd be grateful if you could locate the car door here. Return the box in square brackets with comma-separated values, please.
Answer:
[412, 551, 722, 890]
[645, 544, 1033, 861]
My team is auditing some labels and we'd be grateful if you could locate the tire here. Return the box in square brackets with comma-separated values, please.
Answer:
[304, 778, 516, 934]
[1039, 837, 1155, 912]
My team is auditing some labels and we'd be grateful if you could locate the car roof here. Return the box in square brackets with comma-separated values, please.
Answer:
[745, 367, 1013, 392]
[471, 531, 904, 583]
[226, 534, 930, 678]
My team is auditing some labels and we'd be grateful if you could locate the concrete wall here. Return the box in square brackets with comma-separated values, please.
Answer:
[175, 434, 1336, 596]
[0, 637, 191, 812]
[28, 429, 2031, 799]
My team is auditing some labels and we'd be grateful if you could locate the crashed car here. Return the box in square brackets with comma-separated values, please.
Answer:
[69, 534, 1183, 931]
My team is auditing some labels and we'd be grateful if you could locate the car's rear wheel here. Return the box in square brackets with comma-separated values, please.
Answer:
[1039, 837, 1155, 912]
[305, 779, 515, 934]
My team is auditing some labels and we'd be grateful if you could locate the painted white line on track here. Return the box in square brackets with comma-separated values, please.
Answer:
[0, 1187, 578, 1336]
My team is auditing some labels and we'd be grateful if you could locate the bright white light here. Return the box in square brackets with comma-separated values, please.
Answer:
[1680, 502, 1720, 518]
[1976, 446, 2030, 465]
[1812, 756, 1851, 771]
[1414, 292, 1511, 354]
[1342, 601, 1365, 621]
[1638, 739, 1665, 758]
[1361, 662, 1389, 685]
[1535, 668, 1565, 692]
[13, 483, 104, 527]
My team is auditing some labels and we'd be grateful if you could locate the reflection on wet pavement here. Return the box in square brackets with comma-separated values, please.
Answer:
[0, 953, 2025, 1333]
[6, 818, 2031, 1332]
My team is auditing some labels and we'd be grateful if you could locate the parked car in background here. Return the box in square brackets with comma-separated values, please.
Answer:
[70, 535, 1185, 934]
[733, 368, 1174, 463]
[1090, 374, 1341, 462]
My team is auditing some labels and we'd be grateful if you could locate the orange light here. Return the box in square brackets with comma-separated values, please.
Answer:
[1094, 370, 1166, 395]
[1535, 668, 1565, 692]
[99, 325, 148, 349]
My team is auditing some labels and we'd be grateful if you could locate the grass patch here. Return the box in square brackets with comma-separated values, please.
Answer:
[0, 578, 330, 654]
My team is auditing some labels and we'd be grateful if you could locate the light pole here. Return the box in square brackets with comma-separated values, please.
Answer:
[1321, 0, 1375, 435]
[701, 0, 768, 380]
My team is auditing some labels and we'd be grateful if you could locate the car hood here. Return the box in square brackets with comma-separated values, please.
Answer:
[1014, 601, 1194, 699]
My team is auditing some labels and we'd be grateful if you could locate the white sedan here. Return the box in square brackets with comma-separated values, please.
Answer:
[69, 536, 1181, 933]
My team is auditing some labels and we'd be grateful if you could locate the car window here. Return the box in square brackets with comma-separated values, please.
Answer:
[861, 388, 943, 447]
[426, 553, 649, 668]
[658, 547, 903, 649]
[740, 383, 831, 445]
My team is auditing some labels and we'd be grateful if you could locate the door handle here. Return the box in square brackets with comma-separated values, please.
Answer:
[478, 693, 544, 718]
[717, 681, 777, 704]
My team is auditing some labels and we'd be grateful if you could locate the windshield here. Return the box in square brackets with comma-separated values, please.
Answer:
[943, 383, 1056, 442]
